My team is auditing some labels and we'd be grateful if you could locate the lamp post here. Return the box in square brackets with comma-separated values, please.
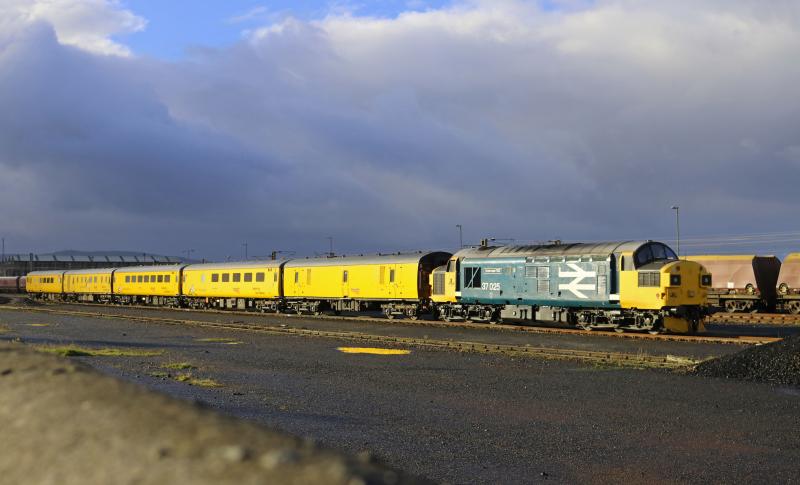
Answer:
[327, 237, 334, 258]
[671, 206, 680, 257]
[456, 224, 463, 249]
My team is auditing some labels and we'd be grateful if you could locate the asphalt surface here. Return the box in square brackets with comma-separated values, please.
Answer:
[1, 307, 799, 484]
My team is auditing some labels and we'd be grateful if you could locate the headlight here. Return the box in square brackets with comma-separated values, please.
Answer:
[670, 274, 681, 286]
[701, 275, 712, 286]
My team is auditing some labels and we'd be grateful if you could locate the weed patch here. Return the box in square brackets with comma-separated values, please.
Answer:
[162, 361, 196, 370]
[195, 337, 243, 345]
[35, 345, 163, 357]
[174, 372, 221, 387]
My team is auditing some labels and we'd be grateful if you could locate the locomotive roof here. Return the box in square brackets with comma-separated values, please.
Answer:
[284, 251, 451, 268]
[456, 241, 663, 259]
[184, 260, 287, 271]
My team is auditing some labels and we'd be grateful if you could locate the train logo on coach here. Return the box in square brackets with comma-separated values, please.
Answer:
[558, 263, 597, 299]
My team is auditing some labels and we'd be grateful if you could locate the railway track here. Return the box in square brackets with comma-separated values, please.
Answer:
[4, 299, 784, 346]
[0, 305, 706, 369]
[706, 312, 800, 326]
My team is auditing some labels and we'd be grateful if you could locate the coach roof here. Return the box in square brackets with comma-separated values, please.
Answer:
[113, 265, 186, 273]
[284, 251, 450, 268]
[183, 260, 286, 271]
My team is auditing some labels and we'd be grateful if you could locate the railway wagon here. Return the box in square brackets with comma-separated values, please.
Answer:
[776, 253, 800, 314]
[283, 252, 451, 318]
[181, 261, 285, 311]
[26, 270, 65, 300]
[113, 265, 184, 306]
[0, 276, 25, 293]
[63, 268, 115, 303]
[431, 241, 710, 333]
[685, 255, 780, 312]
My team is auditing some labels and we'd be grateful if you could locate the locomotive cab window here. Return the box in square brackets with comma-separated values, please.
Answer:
[634, 243, 678, 268]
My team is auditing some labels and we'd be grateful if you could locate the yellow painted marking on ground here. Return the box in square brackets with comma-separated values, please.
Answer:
[27, 323, 50, 327]
[337, 347, 411, 355]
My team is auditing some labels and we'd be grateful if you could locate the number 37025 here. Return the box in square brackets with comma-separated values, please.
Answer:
[480, 282, 501, 291]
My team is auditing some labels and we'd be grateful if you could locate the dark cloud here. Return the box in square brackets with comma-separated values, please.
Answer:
[2, 1, 800, 259]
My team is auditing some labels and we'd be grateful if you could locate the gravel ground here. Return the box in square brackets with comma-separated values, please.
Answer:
[694, 334, 800, 386]
[17, 301, 743, 360]
[2, 308, 800, 484]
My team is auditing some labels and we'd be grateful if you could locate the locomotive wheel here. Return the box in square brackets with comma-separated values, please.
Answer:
[790, 302, 800, 315]
[724, 300, 738, 313]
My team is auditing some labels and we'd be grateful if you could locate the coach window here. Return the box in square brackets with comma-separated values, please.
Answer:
[222, 273, 230, 282]
[157, 275, 163, 283]
[146, 275, 151, 283]
[125, 276, 130, 283]
[138, 275, 143, 283]
[294, 272, 299, 283]
[165, 275, 170, 283]
[389, 269, 395, 283]
[212, 274, 219, 282]
[233, 273, 241, 282]
[343, 270, 348, 283]
[274, 273, 278, 282]
[255, 272, 264, 282]
[244, 273, 252, 282]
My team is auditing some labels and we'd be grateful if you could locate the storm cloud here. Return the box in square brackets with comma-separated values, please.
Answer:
[2, 0, 800, 259]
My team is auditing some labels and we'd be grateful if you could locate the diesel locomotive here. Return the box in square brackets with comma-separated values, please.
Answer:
[431, 240, 711, 333]
[26, 240, 711, 333]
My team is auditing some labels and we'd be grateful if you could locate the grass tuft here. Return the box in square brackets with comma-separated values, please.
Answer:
[35, 345, 163, 357]
[195, 337, 243, 345]
[162, 362, 196, 370]
[174, 372, 222, 387]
